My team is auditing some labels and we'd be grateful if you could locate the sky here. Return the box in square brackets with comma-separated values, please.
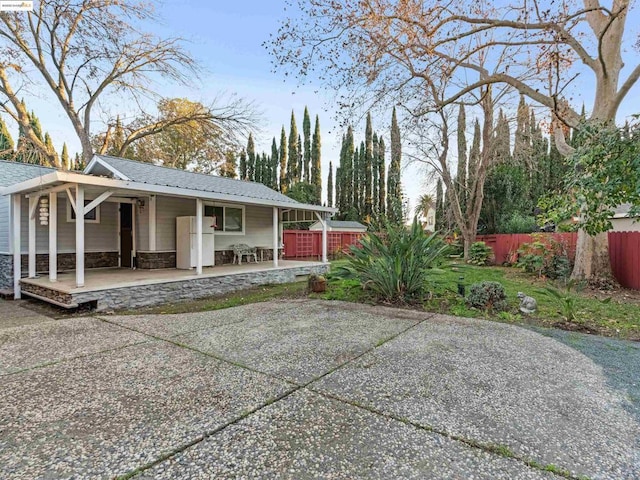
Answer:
[7, 0, 640, 213]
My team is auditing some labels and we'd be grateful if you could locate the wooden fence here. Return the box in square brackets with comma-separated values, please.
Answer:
[477, 232, 640, 290]
[283, 230, 364, 259]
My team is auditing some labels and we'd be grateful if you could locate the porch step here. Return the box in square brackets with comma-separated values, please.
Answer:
[0, 289, 14, 300]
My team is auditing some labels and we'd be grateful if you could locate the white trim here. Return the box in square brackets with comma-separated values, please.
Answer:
[75, 185, 85, 287]
[49, 192, 57, 282]
[28, 196, 37, 278]
[315, 211, 328, 263]
[203, 202, 246, 235]
[13, 194, 21, 299]
[65, 187, 76, 214]
[273, 207, 279, 268]
[84, 190, 113, 215]
[148, 194, 157, 251]
[66, 198, 100, 223]
[84, 155, 131, 180]
[132, 202, 137, 267]
[1, 170, 337, 214]
[196, 198, 203, 275]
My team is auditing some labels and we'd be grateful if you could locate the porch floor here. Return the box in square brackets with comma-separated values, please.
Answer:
[21, 260, 326, 295]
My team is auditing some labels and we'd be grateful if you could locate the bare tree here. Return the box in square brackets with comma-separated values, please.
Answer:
[0, 0, 256, 167]
[270, 0, 640, 280]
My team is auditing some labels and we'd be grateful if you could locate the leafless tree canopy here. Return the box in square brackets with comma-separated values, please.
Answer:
[0, 0, 257, 166]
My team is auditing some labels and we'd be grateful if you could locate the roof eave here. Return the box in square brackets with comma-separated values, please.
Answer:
[1, 170, 338, 213]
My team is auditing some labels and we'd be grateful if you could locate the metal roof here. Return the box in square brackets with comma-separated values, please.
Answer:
[90, 155, 304, 206]
[0, 159, 55, 187]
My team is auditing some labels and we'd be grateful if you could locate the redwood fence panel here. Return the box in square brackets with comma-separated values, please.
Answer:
[476, 233, 578, 265]
[608, 231, 640, 290]
[283, 230, 365, 259]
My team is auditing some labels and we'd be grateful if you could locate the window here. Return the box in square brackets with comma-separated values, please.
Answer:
[204, 204, 244, 234]
[67, 200, 100, 223]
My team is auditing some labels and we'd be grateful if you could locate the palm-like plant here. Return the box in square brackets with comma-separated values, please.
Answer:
[414, 193, 435, 219]
[333, 218, 449, 304]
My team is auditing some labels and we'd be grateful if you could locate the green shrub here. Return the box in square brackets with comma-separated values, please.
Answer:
[499, 212, 539, 234]
[332, 218, 450, 304]
[468, 241, 493, 266]
[466, 281, 508, 312]
[517, 234, 573, 279]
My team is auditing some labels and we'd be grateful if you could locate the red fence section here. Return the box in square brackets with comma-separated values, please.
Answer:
[283, 230, 364, 259]
[476, 233, 578, 265]
[609, 231, 640, 290]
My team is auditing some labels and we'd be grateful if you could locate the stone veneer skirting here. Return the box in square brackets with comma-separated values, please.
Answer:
[0, 254, 12, 291]
[137, 248, 278, 269]
[67, 263, 329, 312]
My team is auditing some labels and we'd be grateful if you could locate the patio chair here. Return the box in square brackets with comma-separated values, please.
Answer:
[231, 244, 258, 265]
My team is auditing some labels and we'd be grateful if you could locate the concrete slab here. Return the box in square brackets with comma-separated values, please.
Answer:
[0, 341, 294, 479]
[103, 301, 292, 338]
[139, 389, 559, 480]
[172, 300, 427, 383]
[0, 299, 53, 330]
[0, 317, 149, 375]
[312, 315, 640, 480]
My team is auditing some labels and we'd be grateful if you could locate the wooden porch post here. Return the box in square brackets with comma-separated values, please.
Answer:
[12, 194, 21, 299]
[28, 196, 38, 278]
[321, 213, 328, 263]
[196, 198, 203, 275]
[273, 207, 278, 268]
[75, 185, 85, 287]
[49, 192, 57, 281]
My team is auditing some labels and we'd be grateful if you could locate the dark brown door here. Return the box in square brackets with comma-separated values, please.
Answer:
[120, 203, 133, 268]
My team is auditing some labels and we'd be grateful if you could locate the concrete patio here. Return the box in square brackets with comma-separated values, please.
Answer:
[1, 299, 638, 479]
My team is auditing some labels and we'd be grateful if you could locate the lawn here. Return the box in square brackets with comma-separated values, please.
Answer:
[316, 260, 640, 341]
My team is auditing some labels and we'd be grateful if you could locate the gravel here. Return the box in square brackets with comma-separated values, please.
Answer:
[140, 389, 560, 480]
[0, 341, 294, 479]
[312, 314, 640, 480]
[170, 300, 425, 383]
[0, 316, 149, 375]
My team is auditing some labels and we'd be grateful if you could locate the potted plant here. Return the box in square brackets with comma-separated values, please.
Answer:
[308, 273, 327, 293]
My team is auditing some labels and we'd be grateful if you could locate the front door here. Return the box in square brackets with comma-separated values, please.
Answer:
[120, 203, 133, 268]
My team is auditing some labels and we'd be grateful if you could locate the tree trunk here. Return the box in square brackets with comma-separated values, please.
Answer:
[571, 230, 612, 281]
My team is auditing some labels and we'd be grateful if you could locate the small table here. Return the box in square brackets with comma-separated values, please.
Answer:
[256, 246, 284, 262]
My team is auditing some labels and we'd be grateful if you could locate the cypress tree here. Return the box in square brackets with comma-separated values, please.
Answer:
[378, 136, 386, 216]
[388, 107, 403, 224]
[73, 152, 82, 171]
[358, 142, 366, 215]
[311, 114, 322, 204]
[303, 106, 311, 183]
[513, 95, 531, 164]
[246, 133, 256, 181]
[44, 133, 59, 166]
[297, 133, 303, 184]
[30, 111, 44, 141]
[336, 166, 342, 217]
[288, 111, 298, 183]
[456, 104, 467, 211]
[61, 142, 70, 170]
[467, 118, 481, 200]
[372, 132, 379, 217]
[279, 126, 288, 192]
[327, 161, 334, 208]
[364, 112, 373, 220]
[219, 150, 237, 178]
[352, 144, 359, 215]
[344, 127, 355, 216]
[271, 138, 279, 190]
[0, 115, 15, 159]
[239, 149, 247, 180]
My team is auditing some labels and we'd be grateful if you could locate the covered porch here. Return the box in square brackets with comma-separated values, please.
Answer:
[20, 260, 328, 311]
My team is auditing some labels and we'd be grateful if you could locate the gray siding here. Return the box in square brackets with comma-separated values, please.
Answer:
[18, 195, 118, 254]
[137, 200, 149, 252]
[155, 196, 275, 252]
[0, 196, 9, 252]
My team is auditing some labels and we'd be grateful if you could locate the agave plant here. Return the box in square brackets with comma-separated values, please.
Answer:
[332, 218, 449, 304]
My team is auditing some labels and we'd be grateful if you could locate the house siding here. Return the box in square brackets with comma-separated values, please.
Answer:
[155, 196, 275, 252]
[18, 195, 119, 254]
[611, 218, 640, 232]
[0, 196, 9, 252]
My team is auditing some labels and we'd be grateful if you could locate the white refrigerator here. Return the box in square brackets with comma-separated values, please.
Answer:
[176, 216, 216, 269]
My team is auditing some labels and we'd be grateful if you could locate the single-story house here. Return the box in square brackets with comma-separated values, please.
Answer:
[309, 220, 367, 233]
[611, 203, 639, 232]
[0, 155, 336, 311]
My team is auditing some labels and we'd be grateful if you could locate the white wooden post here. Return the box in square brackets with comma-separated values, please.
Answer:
[149, 195, 157, 251]
[196, 198, 203, 275]
[273, 207, 279, 268]
[12, 194, 21, 299]
[28, 196, 37, 278]
[321, 213, 328, 263]
[75, 185, 85, 287]
[49, 192, 57, 281]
